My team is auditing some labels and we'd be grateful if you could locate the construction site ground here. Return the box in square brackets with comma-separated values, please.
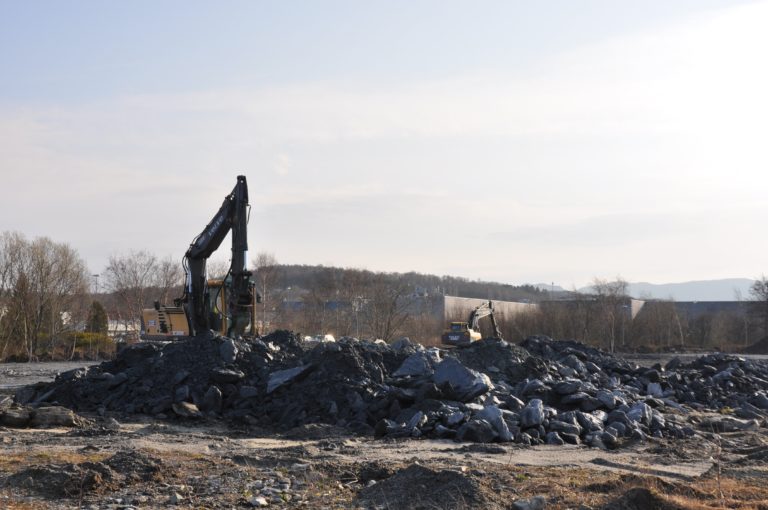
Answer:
[2, 360, 768, 509]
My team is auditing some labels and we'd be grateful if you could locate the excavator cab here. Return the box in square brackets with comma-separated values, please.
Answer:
[208, 277, 257, 337]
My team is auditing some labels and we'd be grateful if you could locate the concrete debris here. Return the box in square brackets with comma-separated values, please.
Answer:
[0, 404, 89, 428]
[266, 364, 313, 394]
[13, 331, 768, 447]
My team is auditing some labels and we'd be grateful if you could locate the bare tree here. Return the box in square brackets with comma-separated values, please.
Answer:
[103, 251, 159, 332]
[0, 233, 89, 360]
[252, 252, 279, 333]
[206, 259, 232, 280]
[154, 255, 184, 305]
[362, 274, 414, 342]
[592, 277, 629, 353]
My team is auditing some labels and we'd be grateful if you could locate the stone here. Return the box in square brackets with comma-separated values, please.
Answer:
[563, 354, 586, 374]
[444, 411, 466, 427]
[456, 418, 498, 443]
[220, 338, 238, 363]
[390, 337, 417, 351]
[752, 393, 768, 410]
[172, 370, 190, 385]
[434, 423, 457, 439]
[172, 402, 201, 418]
[596, 389, 617, 409]
[627, 402, 652, 426]
[432, 358, 493, 402]
[560, 392, 590, 405]
[545, 431, 565, 445]
[107, 372, 129, 388]
[0, 407, 31, 427]
[174, 385, 190, 403]
[548, 420, 581, 436]
[505, 395, 525, 411]
[520, 399, 545, 429]
[554, 380, 582, 395]
[30, 406, 83, 428]
[644, 369, 662, 383]
[576, 411, 604, 432]
[580, 397, 603, 412]
[249, 496, 269, 507]
[201, 386, 223, 413]
[476, 405, 513, 442]
[239, 385, 259, 398]
[393, 352, 438, 378]
[210, 367, 245, 384]
[646, 382, 663, 397]
[407, 411, 427, 430]
[512, 495, 547, 510]
[561, 432, 581, 445]
[267, 364, 314, 394]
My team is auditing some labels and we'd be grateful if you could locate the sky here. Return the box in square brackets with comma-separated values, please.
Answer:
[1, 0, 767, 289]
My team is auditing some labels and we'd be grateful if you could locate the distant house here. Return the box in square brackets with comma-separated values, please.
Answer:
[108, 320, 139, 341]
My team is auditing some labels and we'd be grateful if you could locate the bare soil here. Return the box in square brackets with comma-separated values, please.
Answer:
[1, 418, 767, 509]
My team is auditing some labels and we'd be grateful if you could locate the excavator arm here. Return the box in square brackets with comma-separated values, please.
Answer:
[182, 175, 253, 337]
[467, 301, 503, 339]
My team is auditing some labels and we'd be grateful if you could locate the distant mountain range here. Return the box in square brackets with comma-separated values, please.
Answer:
[535, 279, 756, 302]
[620, 279, 755, 302]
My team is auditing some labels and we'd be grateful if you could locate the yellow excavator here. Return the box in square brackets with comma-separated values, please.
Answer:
[441, 300, 502, 347]
[141, 175, 259, 340]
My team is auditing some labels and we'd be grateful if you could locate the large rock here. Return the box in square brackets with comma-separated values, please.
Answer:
[520, 399, 545, 429]
[172, 402, 202, 418]
[210, 368, 245, 384]
[219, 338, 238, 363]
[456, 418, 498, 443]
[627, 402, 652, 426]
[554, 380, 582, 395]
[475, 405, 513, 442]
[432, 358, 492, 402]
[267, 364, 313, 394]
[0, 406, 32, 427]
[118, 342, 159, 367]
[548, 420, 581, 436]
[201, 386, 223, 413]
[30, 406, 84, 428]
[393, 351, 439, 378]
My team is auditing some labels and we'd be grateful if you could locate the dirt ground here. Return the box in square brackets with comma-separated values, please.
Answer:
[2, 360, 768, 509]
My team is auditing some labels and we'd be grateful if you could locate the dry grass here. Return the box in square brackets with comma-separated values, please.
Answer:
[0, 450, 110, 473]
[490, 465, 768, 510]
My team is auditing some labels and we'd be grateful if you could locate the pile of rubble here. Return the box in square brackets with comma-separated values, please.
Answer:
[14, 332, 768, 447]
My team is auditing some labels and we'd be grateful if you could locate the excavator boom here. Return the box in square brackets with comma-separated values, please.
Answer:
[141, 175, 256, 341]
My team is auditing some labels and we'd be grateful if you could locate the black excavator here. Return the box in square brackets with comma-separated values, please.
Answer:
[141, 175, 258, 340]
[441, 300, 502, 347]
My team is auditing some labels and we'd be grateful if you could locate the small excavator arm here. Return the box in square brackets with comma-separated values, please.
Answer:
[468, 301, 503, 339]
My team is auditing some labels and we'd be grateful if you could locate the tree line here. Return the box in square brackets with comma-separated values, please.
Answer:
[494, 277, 768, 353]
[2, 231, 768, 361]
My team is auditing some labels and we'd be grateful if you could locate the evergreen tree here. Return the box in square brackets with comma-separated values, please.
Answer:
[86, 301, 108, 334]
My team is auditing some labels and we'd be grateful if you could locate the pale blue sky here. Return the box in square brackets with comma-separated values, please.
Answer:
[1, 1, 766, 287]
